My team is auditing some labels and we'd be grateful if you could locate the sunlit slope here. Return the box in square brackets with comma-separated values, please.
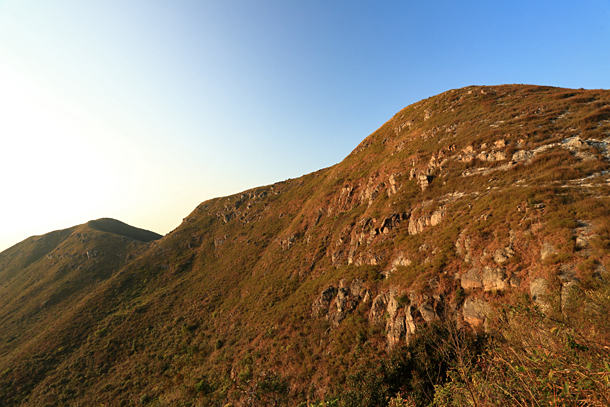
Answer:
[2, 85, 610, 406]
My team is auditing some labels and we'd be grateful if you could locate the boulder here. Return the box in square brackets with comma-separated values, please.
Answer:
[512, 150, 533, 162]
[460, 268, 482, 290]
[462, 298, 493, 331]
[530, 278, 550, 313]
[540, 243, 558, 261]
[482, 266, 508, 292]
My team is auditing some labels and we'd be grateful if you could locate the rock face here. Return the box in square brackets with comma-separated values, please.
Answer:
[365, 289, 444, 349]
[311, 279, 370, 326]
[460, 267, 508, 292]
[312, 286, 338, 317]
[462, 298, 493, 331]
[408, 207, 446, 235]
[530, 278, 550, 313]
[482, 267, 508, 292]
[461, 268, 482, 290]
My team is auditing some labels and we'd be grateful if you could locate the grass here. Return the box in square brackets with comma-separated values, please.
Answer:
[2, 84, 610, 406]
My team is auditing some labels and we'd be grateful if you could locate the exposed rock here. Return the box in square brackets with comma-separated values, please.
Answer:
[563, 136, 589, 150]
[430, 207, 446, 226]
[409, 167, 417, 180]
[408, 207, 446, 235]
[455, 232, 473, 263]
[462, 298, 493, 331]
[379, 212, 409, 234]
[493, 248, 509, 265]
[494, 139, 506, 149]
[329, 287, 360, 326]
[311, 286, 338, 317]
[280, 233, 299, 250]
[595, 264, 609, 281]
[460, 268, 482, 290]
[512, 150, 533, 162]
[369, 293, 389, 324]
[311, 280, 367, 325]
[390, 253, 412, 273]
[418, 303, 438, 322]
[349, 279, 365, 298]
[530, 278, 550, 313]
[558, 265, 580, 314]
[482, 266, 508, 292]
[418, 174, 431, 191]
[561, 280, 579, 315]
[387, 174, 399, 197]
[477, 150, 507, 162]
[405, 305, 417, 336]
[574, 220, 595, 250]
[540, 243, 558, 261]
[386, 309, 407, 348]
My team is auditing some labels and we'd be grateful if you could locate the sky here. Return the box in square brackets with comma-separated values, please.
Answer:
[1, 0, 609, 252]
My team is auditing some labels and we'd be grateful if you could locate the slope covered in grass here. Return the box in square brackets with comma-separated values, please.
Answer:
[2, 85, 610, 406]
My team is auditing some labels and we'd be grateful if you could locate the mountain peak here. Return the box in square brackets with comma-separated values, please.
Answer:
[85, 218, 162, 242]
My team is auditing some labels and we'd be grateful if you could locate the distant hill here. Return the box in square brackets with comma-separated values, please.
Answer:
[2, 85, 610, 406]
[86, 218, 162, 242]
[0, 219, 160, 373]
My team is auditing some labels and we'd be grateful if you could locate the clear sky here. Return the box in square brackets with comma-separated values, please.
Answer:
[1, 1, 609, 252]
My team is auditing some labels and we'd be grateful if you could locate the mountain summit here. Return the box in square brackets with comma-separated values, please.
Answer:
[2, 85, 610, 406]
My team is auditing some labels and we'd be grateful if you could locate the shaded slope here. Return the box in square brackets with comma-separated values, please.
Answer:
[87, 218, 162, 242]
[2, 85, 610, 406]
[0, 219, 161, 368]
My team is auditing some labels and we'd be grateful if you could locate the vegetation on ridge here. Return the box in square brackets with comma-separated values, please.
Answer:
[1, 84, 610, 406]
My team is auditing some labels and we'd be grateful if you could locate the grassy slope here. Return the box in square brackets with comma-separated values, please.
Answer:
[2, 85, 610, 406]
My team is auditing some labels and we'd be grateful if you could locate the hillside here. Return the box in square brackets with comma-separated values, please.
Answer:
[2, 84, 610, 406]
[0, 220, 161, 369]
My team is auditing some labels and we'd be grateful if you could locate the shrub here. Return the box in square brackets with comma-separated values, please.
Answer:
[341, 322, 486, 407]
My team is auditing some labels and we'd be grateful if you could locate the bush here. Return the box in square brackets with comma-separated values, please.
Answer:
[340, 322, 486, 407]
[433, 288, 610, 406]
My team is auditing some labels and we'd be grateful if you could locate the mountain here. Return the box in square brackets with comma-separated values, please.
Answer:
[2, 84, 610, 406]
[0, 219, 161, 366]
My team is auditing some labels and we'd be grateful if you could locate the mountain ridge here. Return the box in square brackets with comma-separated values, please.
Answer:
[3, 84, 610, 406]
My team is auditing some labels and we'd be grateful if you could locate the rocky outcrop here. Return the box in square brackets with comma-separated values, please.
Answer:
[368, 290, 444, 349]
[390, 252, 412, 273]
[455, 231, 473, 263]
[574, 221, 595, 250]
[312, 279, 369, 326]
[540, 243, 558, 261]
[311, 286, 338, 317]
[460, 268, 482, 290]
[512, 150, 534, 162]
[408, 207, 446, 235]
[558, 264, 580, 315]
[462, 298, 493, 331]
[482, 266, 508, 292]
[493, 246, 514, 265]
[460, 267, 508, 292]
[477, 150, 507, 162]
[530, 278, 550, 313]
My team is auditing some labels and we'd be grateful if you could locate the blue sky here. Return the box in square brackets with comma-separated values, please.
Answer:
[1, 0, 609, 251]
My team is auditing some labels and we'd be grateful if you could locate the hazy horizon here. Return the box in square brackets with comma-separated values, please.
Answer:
[2, 0, 610, 252]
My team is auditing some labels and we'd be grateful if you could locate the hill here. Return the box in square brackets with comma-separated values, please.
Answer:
[0, 220, 161, 372]
[2, 84, 610, 406]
